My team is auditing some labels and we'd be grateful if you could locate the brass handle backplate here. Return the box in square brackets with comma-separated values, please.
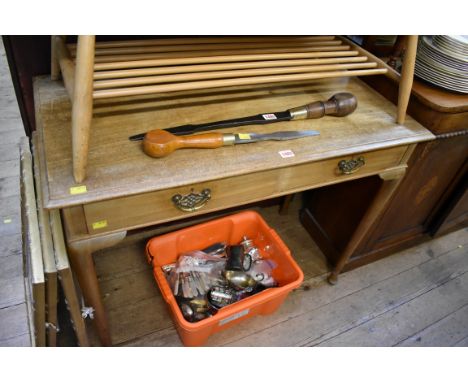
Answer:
[172, 188, 211, 212]
[338, 157, 365, 175]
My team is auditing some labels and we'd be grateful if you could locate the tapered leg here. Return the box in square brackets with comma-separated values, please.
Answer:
[59, 268, 90, 346]
[397, 35, 418, 124]
[279, 194, 295, 215]
[72, 35, 95, 183]
[67, 231, 126, 346]
[50, 36, 60, 80]
[45, 272, 58, 346]
[33, 283, 46, 347]
[328, 167, 406, 284]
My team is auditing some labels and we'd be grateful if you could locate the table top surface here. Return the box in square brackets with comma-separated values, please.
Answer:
[34, 75, 434, 209]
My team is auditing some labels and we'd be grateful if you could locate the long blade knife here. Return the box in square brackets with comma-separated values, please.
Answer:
[143, 129, 319, 158]
[129, 92, 356, 140]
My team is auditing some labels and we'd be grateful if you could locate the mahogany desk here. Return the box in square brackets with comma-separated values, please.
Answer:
[34, 75, 434, 345]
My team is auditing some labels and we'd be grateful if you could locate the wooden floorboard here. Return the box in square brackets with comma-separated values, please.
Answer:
[0, 251, 25, 309]
[0, 214, 21, 237]
[395, 303, 468, 347]
[0, 194, 20, 216]
[316, 267, 468, 346]
[0, 332, 31, 346]
[0, 144, 21, 162]
[0, 233, 22, 258]
[0, 38, 29, 345]
[0, 303, 30, 341]
[0, 160, 19, 179]
[0, 275, 25, 309]
[454, 335, 468, 347]
[0, 176, 20, 199]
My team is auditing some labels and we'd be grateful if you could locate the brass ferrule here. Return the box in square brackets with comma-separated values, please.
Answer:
[222, 133, 236, 145]
[288, 106, 308, 120]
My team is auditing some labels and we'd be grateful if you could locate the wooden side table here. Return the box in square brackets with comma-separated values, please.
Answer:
[34, 74, 433, 345]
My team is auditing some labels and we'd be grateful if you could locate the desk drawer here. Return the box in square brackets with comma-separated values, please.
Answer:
[83, 145, 409, 234]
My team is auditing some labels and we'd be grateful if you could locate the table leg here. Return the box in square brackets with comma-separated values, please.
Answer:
[328, 167, 406, 284]
[50, 36, 60, 80]
[67, 231, 126, 346]
[58, 268, 90, 347]
[279, 194, 295, 215]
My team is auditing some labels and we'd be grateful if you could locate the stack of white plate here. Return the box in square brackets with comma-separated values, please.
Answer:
[414, 35, 468, 94]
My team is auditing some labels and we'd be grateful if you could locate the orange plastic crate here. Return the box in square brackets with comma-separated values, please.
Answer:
[146, 210, 304, 346]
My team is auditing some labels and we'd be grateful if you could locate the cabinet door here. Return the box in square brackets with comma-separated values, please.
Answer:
[430, 168, 468, 236]
[360, 134, 468, 253]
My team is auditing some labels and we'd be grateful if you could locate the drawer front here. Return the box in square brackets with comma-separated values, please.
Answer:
[83, 145, 408, 234]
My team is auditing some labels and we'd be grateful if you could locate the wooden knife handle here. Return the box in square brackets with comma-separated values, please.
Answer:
[290, 92, 357, 119]
[143, 130, 227, 158]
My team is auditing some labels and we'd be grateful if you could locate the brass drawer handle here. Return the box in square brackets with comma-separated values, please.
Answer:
[338, 157, 365, 175]
[172, 188, 211, 212]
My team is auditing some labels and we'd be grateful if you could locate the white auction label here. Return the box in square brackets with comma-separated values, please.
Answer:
[278, 149, 295, 158]
[262, 113, 277, 120]
[219, 309, 250, 326]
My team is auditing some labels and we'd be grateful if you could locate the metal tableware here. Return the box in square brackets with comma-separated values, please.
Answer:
[173, 272, 180, 296]
[201, 242, 227, 257]
[240, 236, 261, 262]
[226, 245, 250, 271]
[189, 298, 210, 313]
[207, 286, 238, 309]
[223, 270, 257, 290]
[180, 303, 194, 321]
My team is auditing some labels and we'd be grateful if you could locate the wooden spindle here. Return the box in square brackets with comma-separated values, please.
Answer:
[337, 36, 396, 81]
[72, 35, 95, 183]
[90, 46, 350, 63]
[94, 50, 359, 71]
[94, 62, 377, 90]
[55, 36, 75, 99]
[93, 68, 387, 99]
[73, 36, 337, 49]
[93, 56, 368, 80]
[68, 40, 344, 56]
[397, 35, 418, 124]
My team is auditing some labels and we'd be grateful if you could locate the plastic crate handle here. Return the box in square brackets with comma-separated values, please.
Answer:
[153, 268, 176, 304]
[268, 228, 292, 258]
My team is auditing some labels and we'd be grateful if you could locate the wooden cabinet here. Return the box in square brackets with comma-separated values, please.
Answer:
[301, 76, 468, 271]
